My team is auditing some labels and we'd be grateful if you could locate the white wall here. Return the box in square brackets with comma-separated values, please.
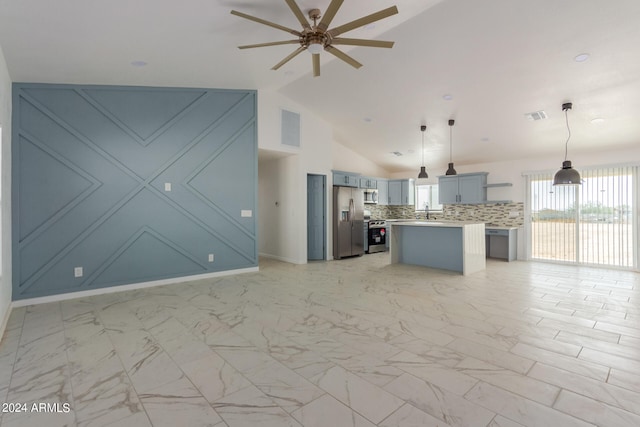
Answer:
[0, 44, 12, 335]
[332, 141, 390, 178]
[257, 90, 334, 263]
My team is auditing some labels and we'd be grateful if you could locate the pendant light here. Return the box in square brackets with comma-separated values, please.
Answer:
[418, 125, 428, 178]
[553, 102, 581, 185]
[445, 119, 457, 175]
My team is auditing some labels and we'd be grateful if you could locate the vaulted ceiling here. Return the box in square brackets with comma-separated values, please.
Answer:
[2, 0, 639, 172]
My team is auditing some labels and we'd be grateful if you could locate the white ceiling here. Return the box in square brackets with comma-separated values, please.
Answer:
[1, 0, 639, 173]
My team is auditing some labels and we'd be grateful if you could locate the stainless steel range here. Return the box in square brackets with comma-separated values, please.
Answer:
[367, 220, 387, 253]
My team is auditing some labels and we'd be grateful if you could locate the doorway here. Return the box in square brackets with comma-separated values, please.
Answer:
[307, 174, 326, 261]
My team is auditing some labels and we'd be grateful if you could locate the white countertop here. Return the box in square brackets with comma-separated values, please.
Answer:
[390, 220, 485, 228]
[485, 225, 520, 230]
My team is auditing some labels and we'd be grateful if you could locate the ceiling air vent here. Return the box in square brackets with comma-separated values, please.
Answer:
[391, 151, 403, 156]
[525, 110, 547, 121]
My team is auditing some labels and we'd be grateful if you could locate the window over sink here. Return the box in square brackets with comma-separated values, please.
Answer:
[415, 184, 442, 211]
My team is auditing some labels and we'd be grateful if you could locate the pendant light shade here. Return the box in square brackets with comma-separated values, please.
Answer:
[445, 119, 457, 175]
[553, 160, 581, 185]
[553, 102, 581, 186]
[418, 125, 428, 178]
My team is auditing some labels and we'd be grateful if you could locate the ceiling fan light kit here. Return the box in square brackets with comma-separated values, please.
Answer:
[231, 0, 398, 77]
[418, 125, 429, 179]
[553, 102, 582, 186]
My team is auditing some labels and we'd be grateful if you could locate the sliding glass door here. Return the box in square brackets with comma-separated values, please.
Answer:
[527, 165, 637, 268]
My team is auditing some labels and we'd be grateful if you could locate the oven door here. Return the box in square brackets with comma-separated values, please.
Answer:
[367, 226, 386, 252]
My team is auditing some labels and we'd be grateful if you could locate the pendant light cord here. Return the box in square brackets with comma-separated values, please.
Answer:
[563, 107, 571, 162]
[421, 131, 425, 165]
[449, 126, 453, 163]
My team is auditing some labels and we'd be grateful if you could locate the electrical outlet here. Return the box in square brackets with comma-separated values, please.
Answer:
[164, 182, 172, 192]
[509, 211, 520, 218]
[241, 210, 252, 218]
[74, 267, 83, 278]
[208, 254, 214, 262]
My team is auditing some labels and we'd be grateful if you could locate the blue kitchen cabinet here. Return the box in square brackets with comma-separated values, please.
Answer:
[377, 179, 389, 205]
[333, 172, 359, 187]
[359, 177, 377, 189]
[438, 173, 487, 204]
[388, 179, 415, 205]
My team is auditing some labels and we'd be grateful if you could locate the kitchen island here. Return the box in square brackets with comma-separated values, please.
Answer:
[390, 221, 486, 275]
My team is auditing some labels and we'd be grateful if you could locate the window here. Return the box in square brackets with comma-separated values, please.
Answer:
[415, 184, 442, 211]
[526, 165, 637, 269]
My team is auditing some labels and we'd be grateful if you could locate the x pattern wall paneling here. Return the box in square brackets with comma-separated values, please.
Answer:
[12, 84, 257, 300]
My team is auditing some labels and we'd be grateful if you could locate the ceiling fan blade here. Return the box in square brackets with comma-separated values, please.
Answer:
[231, 10, 302, 36]
[271, 46, 306, 70]
[317, 0, 344, 32]
[324, 45, 362, 69]
[312, 53, 320, 77]
[238, 40, 300, 49]
[331, 38, 394, 48]
[327, 6, 398, 37]
[284, 0, 312, 31]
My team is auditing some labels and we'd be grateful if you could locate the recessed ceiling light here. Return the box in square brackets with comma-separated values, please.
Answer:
[443, 94, 453, 101]
[590, 117, 605, 124]
[574, 53, 590, 62]
[131, 60, 148, 67]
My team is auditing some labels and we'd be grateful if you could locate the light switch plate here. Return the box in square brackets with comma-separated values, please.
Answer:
[74, 267, 83, 278]
[164, 182, 172, 191]
[241, 210, 252, 218]
[208, 254, 214, 262]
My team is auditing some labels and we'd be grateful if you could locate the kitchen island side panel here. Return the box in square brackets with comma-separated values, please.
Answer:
[394, 226, 463, 272]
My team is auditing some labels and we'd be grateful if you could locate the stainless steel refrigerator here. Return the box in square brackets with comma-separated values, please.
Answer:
[333, 186, 364, 259]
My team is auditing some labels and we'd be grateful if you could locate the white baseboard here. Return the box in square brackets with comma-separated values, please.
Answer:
[11, 267, 259, 308]
[259, 252, 306, 265]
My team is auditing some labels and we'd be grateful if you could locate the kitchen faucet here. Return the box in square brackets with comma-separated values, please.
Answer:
[425, 203, 430, 220]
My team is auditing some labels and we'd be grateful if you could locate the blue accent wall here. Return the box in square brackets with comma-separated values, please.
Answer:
[12, 83, 257, 300]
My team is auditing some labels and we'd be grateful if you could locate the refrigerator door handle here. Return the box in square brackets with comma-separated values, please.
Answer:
[349, 198, 354, 224]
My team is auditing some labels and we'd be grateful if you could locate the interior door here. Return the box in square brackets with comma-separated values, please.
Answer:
[307, 174, 325, 260]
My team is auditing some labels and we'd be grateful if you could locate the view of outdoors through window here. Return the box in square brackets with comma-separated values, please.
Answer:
[415, 184, 442, 211]
[529, 166, 635, 268]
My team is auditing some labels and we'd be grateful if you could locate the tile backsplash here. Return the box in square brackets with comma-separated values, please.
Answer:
[368, 202, 524, 227]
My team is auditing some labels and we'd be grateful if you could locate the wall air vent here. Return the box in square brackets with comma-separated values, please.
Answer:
[281, 109, 300, 147]
[525, 110, 547, 121]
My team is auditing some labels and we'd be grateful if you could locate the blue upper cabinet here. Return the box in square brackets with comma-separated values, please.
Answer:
[438, 173, 487, 204]
[359, 177, 377, 189]
[388, 180, 402, 205]
[388, 179, 414, 205]
[377, 179, 389, 205]
[333, 172, 359, 187]
[12, 83, 257, 300]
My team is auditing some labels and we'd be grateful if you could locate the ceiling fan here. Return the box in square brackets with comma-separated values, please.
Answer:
[230, 0, 398, 77]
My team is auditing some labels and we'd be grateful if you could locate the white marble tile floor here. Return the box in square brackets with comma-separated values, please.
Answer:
[0, 254, 639, 426]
